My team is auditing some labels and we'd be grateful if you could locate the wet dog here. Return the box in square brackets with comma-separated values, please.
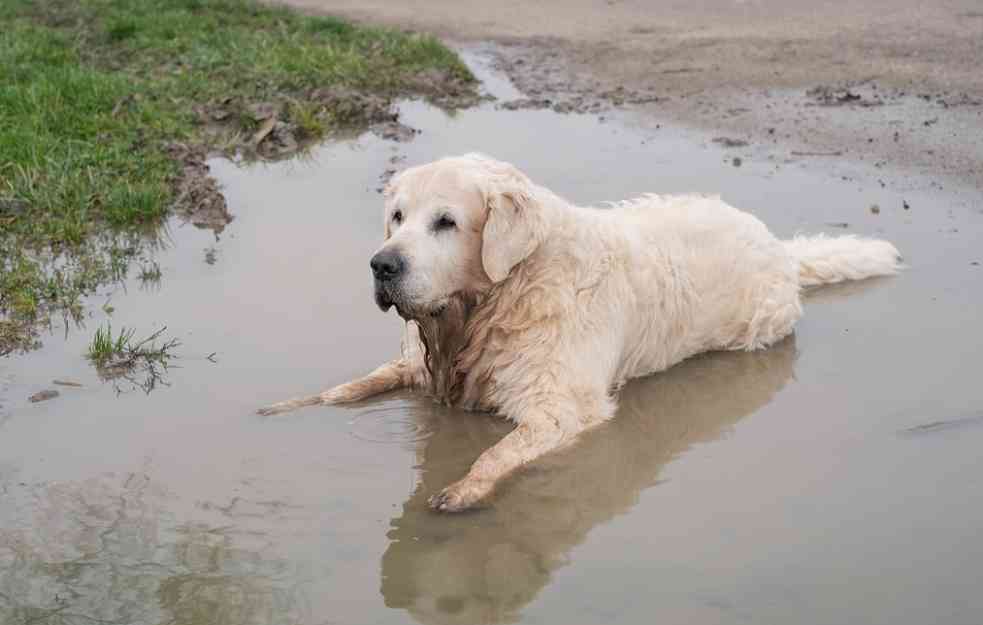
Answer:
[258, 153, 901, 512]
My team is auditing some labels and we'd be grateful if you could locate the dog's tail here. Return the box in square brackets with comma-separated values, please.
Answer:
[783, 234, 902, 287]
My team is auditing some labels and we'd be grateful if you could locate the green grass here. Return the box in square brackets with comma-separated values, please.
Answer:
[87, 322, 180, 393]
[87, 323, 178, 366]
[88, 323, 138, 364]
[0, 0, 475, 355]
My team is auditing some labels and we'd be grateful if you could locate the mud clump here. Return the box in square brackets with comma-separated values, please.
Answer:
[245, 102, 300, 157]
[253, 119, 300, 157]
[166, 142, 233, 233]
[500, 97, 560, 112]
[498, 87, 662, 115]
[53, 379, 84, 387]
[377, 155, 406, 193]
[807, 85, 883, 108]
[405, 68, 486, 110]
[498, 96, 605, 114]
[713, 136, 749, 148]
[371, 121, 419, 142]
[309, 87, 396, 126]
[28, 389, 59, 403]
[597, 86, 664, 106]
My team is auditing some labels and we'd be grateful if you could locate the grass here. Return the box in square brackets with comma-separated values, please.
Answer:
[88, 323, 139, 364]
[87, 323, 179, 365]
[87, 323, 180, 393]
[0, 0, 475, 355]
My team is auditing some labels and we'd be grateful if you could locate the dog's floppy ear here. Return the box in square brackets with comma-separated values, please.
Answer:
[478, 159, 548, 282]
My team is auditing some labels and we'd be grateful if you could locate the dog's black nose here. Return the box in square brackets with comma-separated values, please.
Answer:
[370, 249, 406, 281]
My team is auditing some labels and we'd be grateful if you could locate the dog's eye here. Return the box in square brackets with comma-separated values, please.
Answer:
[434, 215, 456, 231]
[392, 210, 403, 224]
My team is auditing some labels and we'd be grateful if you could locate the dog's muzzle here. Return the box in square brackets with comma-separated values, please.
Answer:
[374, 283, 396, 312]
[370, 249, 407, 312]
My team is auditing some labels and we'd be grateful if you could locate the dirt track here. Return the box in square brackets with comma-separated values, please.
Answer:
[280, 0, 983, 188]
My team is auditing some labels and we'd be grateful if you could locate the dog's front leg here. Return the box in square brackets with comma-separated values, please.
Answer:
[429, 414, 572, 512]
[256, 359, 410, 416]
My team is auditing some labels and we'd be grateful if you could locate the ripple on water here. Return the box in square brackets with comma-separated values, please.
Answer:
[348, 402, 436, 444]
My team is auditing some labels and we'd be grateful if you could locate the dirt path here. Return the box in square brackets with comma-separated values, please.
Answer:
[280, 0, 983, 188]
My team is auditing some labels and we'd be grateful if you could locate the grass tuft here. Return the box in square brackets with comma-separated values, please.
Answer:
[87, 323, 179, 369]
[87, 323, 181, 394]
[88, 323, 137, 364]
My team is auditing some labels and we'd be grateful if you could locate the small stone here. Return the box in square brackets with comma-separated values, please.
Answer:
[29, 390, 59, 403]
[713, 136, 749, 148]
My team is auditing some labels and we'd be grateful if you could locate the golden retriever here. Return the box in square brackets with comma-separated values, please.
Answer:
[258, 153, 901, 512]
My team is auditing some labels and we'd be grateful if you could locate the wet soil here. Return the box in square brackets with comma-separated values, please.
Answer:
[2, 53, 983, 625]
[284, 0, 983, 189]
[176, 76, 481, 233]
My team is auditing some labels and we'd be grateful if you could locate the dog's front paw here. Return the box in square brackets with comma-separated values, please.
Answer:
[256, 403, 288, 416]
[428, 478, 493, 513]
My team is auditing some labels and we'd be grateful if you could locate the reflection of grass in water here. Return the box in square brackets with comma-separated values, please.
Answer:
[87, 324, 180, 394]
[137, 260, 162, 286]
[349, 402, 439, 444]
[0, 475, 310, 625]
[0, 227, 168, 355]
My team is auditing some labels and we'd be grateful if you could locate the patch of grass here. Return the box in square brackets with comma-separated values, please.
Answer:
[88, 323, 178, 370]
[289, 99, 327, 140]
[87, 323, 181, 394]
[88, 323, 138, 364]
[0, 0, 476, 355]
[137, 260, 162, 284]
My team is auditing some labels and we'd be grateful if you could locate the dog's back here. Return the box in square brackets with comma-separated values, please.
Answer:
[551, 193, 898, 387]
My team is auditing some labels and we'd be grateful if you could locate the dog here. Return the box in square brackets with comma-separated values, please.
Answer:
[258, 153, 901, 512]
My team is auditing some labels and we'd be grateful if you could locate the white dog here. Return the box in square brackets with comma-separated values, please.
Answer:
[258, 153, 901, 512]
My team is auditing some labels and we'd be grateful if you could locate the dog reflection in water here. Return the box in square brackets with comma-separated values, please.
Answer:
[379, 337, 796, 625]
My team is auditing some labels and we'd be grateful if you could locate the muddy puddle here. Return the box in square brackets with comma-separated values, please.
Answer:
[2, 52, 983, 625]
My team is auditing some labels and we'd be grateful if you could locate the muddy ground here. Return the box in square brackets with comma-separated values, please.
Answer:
[281, 0, 983, 189]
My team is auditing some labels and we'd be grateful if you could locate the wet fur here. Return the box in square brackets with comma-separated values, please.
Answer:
[258, 153, 902, 512]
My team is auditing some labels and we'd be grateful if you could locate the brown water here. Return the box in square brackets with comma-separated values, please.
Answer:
[2, 52, 983, 625]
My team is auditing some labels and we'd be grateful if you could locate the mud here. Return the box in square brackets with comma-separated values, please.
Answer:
[2, 53, 983, 625]
[176, 76, 479, 230]
[371, 120, 419, 143]
[26, 389, 58, 403]
[166, 142, 233, 232]
[284, 0, 983, 189]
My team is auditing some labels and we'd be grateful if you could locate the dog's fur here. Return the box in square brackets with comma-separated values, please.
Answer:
[258, 153, 901, 512]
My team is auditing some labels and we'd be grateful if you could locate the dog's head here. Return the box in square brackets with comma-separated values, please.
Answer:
[371, 154, 548, 318]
